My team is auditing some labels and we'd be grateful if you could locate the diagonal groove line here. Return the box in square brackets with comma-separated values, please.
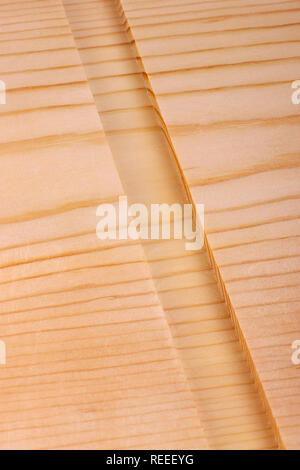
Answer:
[116, 0, 280, 451]
[59, 0, 279, 450]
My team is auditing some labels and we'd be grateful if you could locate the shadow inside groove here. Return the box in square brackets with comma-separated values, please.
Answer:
[63, 0, 278, 450]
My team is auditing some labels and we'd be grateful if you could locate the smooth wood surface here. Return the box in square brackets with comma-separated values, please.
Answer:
[0, 0, 208, 450]
[119, 0, 300, 449]
[1, 0, 298, 450]
[63, 0, 277, 449]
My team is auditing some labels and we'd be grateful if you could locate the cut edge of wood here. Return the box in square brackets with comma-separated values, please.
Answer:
[116, 0, 282, 450]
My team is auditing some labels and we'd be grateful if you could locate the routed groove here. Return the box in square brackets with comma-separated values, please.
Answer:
[63, 0, 278, 449]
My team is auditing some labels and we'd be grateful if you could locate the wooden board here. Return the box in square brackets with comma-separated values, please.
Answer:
[0, 0, 208, 450]
[119, 0, 300, 449]
[1, 0, 299, 450]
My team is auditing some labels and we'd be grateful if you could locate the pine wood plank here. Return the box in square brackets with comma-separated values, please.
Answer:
[119, 0, 300, 449]
[0, 0, 207, 450]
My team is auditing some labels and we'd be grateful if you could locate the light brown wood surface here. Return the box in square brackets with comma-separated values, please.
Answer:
[0, 0, 299, 450]
[119, 0, 300, 449]
[0, 0, 208, 450]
